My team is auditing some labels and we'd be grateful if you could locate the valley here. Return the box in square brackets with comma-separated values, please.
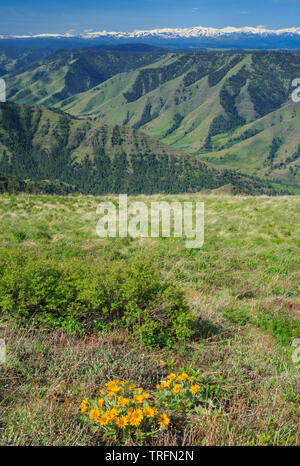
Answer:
[3, 48, 300, 190]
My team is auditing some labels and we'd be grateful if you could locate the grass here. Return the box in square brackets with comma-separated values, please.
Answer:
[0, 193, 299, 445]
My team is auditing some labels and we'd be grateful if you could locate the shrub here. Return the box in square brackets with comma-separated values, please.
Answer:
[0, 249, 192, 346]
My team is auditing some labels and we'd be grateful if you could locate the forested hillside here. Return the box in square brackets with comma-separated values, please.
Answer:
[6, 48, 300, 187]
[0, 101, 286, 195]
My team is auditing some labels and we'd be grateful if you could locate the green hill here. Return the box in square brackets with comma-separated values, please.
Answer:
[6, 49, 300, 188]
[0, 101, 287, 195]
[0, 46, 53, 76]
[5, 47, 165, 106]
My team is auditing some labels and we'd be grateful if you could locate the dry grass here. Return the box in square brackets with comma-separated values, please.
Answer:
[1, 321, 298, 446]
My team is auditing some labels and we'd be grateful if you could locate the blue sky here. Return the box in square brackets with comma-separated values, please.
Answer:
[0, 0, 300, 35]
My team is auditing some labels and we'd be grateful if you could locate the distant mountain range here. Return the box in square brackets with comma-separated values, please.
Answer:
[2, 26, 300, 49]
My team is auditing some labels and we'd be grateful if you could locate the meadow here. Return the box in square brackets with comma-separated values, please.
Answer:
[0, 193, 299, 446]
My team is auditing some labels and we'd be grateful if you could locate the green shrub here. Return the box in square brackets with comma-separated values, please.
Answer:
[0, 249, 192, 346]
[13, 230, 27, 242]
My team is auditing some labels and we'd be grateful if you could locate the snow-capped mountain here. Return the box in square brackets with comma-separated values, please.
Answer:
[2, 26, 300, 49]
[2, 25, 300, 39]
[81, 26, 300, 39]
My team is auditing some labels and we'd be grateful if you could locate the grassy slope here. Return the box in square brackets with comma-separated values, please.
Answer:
[5, 48, 165, 106]
[54, 53, 227, 141]
[201, 101, 300, 182]
[0, 193, 299, 445]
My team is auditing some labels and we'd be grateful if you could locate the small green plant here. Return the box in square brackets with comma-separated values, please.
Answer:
[155, 372, 204, 415]
[222, 307, 251, 326]
[13, 230, 27, 242]
[142, 331, 174, 348]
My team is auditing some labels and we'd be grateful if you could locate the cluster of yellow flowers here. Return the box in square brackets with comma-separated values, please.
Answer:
[155, 373, 202, 414]
[157, 372, 200, 395]
[80, 379, 170, 436]
[80, 373, 202, 439]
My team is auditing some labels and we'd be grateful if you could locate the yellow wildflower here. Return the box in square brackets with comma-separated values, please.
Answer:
[128, 409, 143, 426]
[134, 394, 144, 404]
[99, 411, 111, 426]
[167, 373, 176, 380]
[98, 398, 104, 409]
[107, 408, 118, 421]
[118, 396, 130, 406]
[105, 380, 118, 388]
[80, 398, 89, 414]
[116, 415, 128, 429]
[108, 384, 123, 393]
[143, 407, 156, 418]
[160, 380, 171, 388]
[112, 387, 123, 393]
[158, 413, 170, 430]
[89, 407, 100, 421]
[190, 384, 200, 395]
[172, 384, 181, 394]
